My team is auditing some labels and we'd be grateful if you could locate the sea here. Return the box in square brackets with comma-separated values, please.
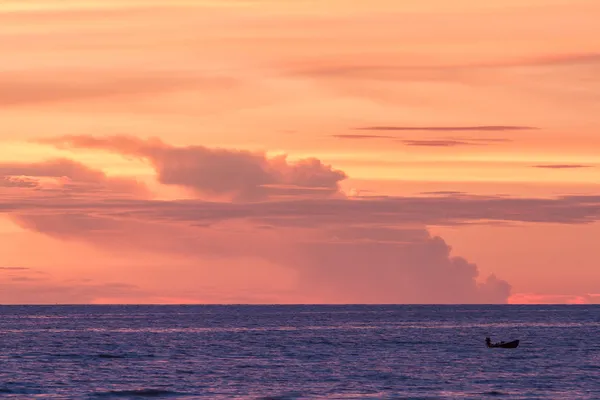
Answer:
[0, 305, 599, 399]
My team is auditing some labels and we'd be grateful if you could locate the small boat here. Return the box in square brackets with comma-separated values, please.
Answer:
[486, 337, 519, 348]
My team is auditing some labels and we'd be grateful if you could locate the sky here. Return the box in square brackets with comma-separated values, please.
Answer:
[1, 0, 600, 304]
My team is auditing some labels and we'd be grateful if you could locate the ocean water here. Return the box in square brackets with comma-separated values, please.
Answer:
[0, 305, 599, 399]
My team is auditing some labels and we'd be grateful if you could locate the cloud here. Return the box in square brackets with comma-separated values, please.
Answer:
[37, 135, 347, 202]
[4, 146, 600, 229]
[533, 164, 592, 169]
[527, 53, 600, 67]
[6, 183, 600, 304]
[0, 159, 148, 197]
[288, 230, 511, 304]
[0, 278, 145, 304]
[0, 146, 525, 304]
[0, 177, 39, 188]
[14, 134, 600, 303]
[399, 138, 510, 147]
[332, 135, 511, 147]
[3, 187, 600, 228]
[0, 159, 105, 181]
[8, 211, 513, 303]
[401, 139, 475, 147]
[420, 191, 466, 196]
[356, 126, 536, 132]
[0, 71, 235, 107]
[332, 134, 395, 140]
[286, 53, 600, 84]
[0, 264, 145, 304]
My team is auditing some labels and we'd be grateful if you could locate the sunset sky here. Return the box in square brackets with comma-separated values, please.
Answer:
[1, 0, 600, 304]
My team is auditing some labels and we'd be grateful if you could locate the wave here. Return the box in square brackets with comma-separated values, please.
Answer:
[92, 388, 184, 398]
[94, 353, 154, 359]
[482, 390, 508, 396]
[3, 320, 600, 335]
[97, 354, 127, 359]
[256, 392, 304, 400]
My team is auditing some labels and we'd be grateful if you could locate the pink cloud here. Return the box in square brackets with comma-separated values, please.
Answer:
[0, 140, 520, 303]
[40, 135, 347, 202]
[0, 176, 39, 188]
[8, 135, 600, 303]
[288, 230, 510, 303]
[9, 211, 512, 303]
[0, 158, 148, 197]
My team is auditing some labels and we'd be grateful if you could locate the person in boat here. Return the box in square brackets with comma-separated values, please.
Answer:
[485, 337, 492, 347]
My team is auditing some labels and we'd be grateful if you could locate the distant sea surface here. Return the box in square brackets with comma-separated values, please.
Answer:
[0, 305, 599, 399]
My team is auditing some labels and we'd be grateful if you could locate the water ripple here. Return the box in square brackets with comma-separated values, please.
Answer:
[0, 305, 598, 399]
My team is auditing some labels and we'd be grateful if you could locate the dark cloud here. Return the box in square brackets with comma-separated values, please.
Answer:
[357, 126, 536, 132]
[533, 164, 593, 169]
[37, 135, 347, 202]
[0, 267, 30, 271]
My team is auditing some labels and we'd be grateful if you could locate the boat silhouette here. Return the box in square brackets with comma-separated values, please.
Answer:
[486, 337, 519, 348]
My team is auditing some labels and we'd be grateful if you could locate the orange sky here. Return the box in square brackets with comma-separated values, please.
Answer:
[1, 0, 599, 304]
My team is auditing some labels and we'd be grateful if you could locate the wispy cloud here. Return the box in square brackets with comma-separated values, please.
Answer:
[533, 164, 593, 169]
[0, 71, 230, 107]
[526, 53, 600, 67]
[333, 134, 512, 146]
[287, 53, 600, 82]
[420, 191, 466, 196]
[332, 134, 395, 140]
[399, 138, 510, 147]
[356, 126, 537, 132]
[400, 139, 475, 147]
